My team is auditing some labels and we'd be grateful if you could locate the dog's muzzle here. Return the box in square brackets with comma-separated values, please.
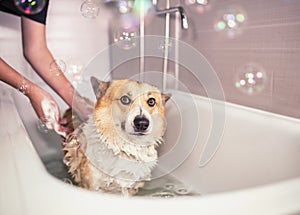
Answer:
[133, 115, 149, 133]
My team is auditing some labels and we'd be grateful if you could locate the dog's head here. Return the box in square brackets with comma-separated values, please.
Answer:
[91, 77, 170, 147]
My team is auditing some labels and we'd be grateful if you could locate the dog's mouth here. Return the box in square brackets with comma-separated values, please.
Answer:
[130, 132, 147, 136]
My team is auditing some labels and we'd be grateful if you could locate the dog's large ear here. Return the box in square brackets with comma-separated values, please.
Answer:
[90, 76, 110, 99]
[161, 93, 171, 104]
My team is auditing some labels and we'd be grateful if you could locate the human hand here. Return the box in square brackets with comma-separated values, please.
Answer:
[27, 85, 67, 137]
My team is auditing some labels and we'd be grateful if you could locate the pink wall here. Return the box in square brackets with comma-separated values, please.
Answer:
[1, 0, 299, 119]
[144, 0, 300, 119]
[183, 0, 300, 119]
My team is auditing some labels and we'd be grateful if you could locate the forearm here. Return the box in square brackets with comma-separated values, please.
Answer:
[0, 57, 67, 136]
[0, 57, 33, 95]
[21, 17, 92, 120]
[24, 49, 92, 120]
[21, 17, 76, 107]
[23, 47, 75, 107]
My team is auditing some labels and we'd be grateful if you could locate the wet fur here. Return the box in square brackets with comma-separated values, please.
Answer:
[62, 78, 170, 195]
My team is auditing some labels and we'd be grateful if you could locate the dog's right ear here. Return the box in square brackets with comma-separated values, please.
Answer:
[90, 76, 110, 99]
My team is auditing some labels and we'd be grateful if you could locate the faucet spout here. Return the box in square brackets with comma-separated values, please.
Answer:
[151, 1, 189, 29]
[178, 6, 189, 29]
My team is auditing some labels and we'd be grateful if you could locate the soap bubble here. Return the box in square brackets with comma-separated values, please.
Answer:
[37, 119, 49, 133]
[132, 0, 155, 25]
[184, 0, 211, 14]
[174, 186, 190, 195]
[196, 0, 208, 5]
[158, 38, 172, 53]
[118, 0, 134, 14]
[235, 63, 267, 95]
[14, 0, 46, 15]
[133, 0, 153, 15]
[65, 134, 80, 147]
[151, 191, 175, 198]
[164, 183, 175, 190]
[113, 15, 139, 50]
[62, 178, 73, 185]
[67, 61, 83, 76]
[50, 59, 66, 77]
[65, 60, 85, 88]
[80, 0, 100, 19]
[214, 7, 247, 38]
[185, 0, 196, 5]
[113, 29, 139, 50]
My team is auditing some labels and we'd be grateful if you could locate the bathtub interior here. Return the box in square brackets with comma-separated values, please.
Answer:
[12, 83, 300, 197]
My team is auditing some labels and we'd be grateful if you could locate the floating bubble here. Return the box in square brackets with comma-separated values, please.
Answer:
[118, 0, 134, 14]
[235, 63, 267, 95]
[114, 29, 139, 50]
[151, 191, 175, 198]
[67, 62, 83, 75]
[14, 0, 46, 15]
[185, 0, 196, 5]
[174, 186, 190, 195]
[64, 59, 84, 87]
[185, 0, 211, 14]
[214, 7, 247, 38]
[50, 59, 66, 77]
[37, 119, 49, 133]
[163, 183, 175, 190]
[133, 0, 152, 15]
[236, 13, 246, 23]
[62, 178, 73, 185]
[113, 14, 139, 50]
[196, 0, 208, 5]
[158, 38, 172, 53]
[17, 78, 31, 95]
[80, 0, 100, 19]
[63, 134, 81, 150]
[216, 21, 226, 30]
[132, 0, 155, 24]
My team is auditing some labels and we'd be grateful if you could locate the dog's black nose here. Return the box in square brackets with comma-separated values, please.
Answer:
[133, 116, 149, 132]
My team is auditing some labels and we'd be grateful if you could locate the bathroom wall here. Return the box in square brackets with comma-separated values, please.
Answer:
[111, 0, 300, 119]
[0, 0, 113, 105]
[181, 0, 300, 119]
[1, 0, 299, 119]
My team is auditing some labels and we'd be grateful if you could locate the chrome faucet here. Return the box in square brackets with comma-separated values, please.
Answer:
[152, 0, 189, 29]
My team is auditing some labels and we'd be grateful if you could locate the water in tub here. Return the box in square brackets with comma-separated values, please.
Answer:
[46, 157, 197, 197]
[43, 134, 199, 198]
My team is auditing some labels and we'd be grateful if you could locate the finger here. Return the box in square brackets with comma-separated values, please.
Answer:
[59, 117, 68, 125]
[54, 124, 66, 137]
[60, 125, 72, 134]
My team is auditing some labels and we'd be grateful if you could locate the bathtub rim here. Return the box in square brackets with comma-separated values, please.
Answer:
[3, 124, 300, 215]
[1, 88, 300, 214]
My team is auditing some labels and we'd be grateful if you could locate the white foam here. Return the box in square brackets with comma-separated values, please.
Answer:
[41, 99, 66, 137]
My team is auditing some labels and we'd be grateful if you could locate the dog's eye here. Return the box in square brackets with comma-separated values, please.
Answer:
[120, 95, 131, 105]
[147, 98, 156, 107]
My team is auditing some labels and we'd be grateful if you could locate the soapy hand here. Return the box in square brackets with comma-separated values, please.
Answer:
[27, 85, 67, 137]
[40, 98, 67, 137]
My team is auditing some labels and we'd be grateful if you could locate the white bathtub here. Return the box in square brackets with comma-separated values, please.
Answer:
[1, 85, 300, 215]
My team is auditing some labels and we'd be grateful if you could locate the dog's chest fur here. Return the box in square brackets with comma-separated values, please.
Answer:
[64, 116, 158, 195]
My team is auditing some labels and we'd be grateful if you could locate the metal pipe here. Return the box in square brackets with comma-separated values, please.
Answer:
[162, 0, 170, 91]
[139, 0, 145, 82]
[152, 0, 189, 29]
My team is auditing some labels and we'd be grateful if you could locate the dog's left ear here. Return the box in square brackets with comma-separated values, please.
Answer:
[90, 76, 110, 99]
[161, 93, 171, 104]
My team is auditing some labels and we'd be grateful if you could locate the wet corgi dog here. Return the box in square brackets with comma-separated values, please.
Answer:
[62, 77, 170, 195]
